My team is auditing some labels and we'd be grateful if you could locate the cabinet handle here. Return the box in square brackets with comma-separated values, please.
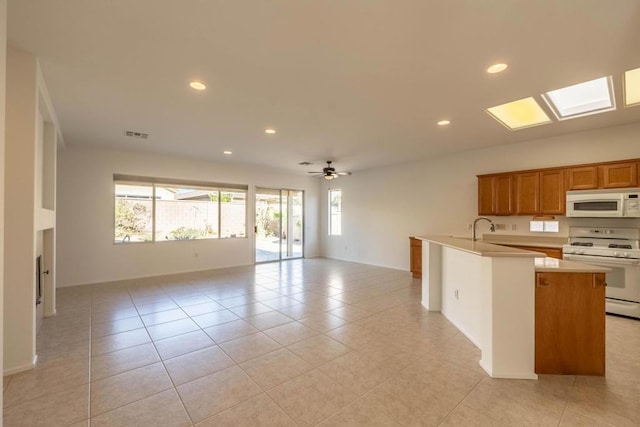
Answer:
[593, 278, 607, 288]
[537, 278, 550, 287]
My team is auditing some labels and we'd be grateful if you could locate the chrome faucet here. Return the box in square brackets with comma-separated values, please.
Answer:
[472, 217, 495, 241]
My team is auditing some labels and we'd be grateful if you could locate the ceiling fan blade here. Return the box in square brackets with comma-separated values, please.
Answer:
[307, 171, 324, 174]
[336, 172, 352, 176]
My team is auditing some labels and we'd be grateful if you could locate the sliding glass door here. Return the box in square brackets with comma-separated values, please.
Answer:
[255, 188, 304, 263]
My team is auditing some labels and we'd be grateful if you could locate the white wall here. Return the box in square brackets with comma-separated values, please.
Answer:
[0, 0, 7, 416]
[56, 146, 321, 287]
[321, 122, 640, 270]
[4, 46, 38, 374]
[441, 247, 482, 346]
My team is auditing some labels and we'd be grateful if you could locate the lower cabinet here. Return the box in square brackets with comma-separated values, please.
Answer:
[409, 237, 422, 279]
[535, 272, 606, 375]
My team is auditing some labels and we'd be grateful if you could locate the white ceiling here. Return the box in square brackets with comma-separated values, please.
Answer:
[7, 0, 640, 174]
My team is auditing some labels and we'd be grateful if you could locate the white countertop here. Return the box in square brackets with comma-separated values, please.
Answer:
[534, 257, 611, 273]
[416, 235, 610, 273]
[416, 235, 545, 258]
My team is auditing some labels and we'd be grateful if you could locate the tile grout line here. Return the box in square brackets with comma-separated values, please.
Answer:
[436, 373, 487, 426]
[87, 286, 94, 424]
[556, 375, 577, 426]
[131, 287, 197, 427]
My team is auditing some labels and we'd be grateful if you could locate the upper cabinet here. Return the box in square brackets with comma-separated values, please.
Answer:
[566, 166, 598, 191]
[600, 162, 637, 189]
[513, 169, 565, 216]
[540, 169, 565, 215]
[478, 175, 513, 216]
[478, 159, 638, 216]
[514, 172, 540, 215]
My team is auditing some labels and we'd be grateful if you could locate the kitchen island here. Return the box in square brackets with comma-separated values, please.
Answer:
[416, 235, 609, 380]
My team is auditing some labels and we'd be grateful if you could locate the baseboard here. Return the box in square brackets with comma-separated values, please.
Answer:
[4, 354, 38, 376]
[440, 309, 481, 349]
[479, 360, 538, 380]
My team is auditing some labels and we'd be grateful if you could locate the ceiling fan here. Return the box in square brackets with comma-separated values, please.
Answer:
[308, 161, 352, 180]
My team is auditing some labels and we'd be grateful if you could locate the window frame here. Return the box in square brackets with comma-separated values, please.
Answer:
[328, 188, 342, 236]
[113, 175, 248, 244]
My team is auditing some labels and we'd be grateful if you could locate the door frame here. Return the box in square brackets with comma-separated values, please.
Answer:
[254, 186, 305, 264]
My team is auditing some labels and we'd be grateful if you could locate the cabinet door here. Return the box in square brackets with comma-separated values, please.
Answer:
[600, 162, 638, 188]
[540, 169, 565, 215]
[409, 238, 422, 279]
[514, 172, 540, 215]
[535, 272, 605, 375]
[494, 175, 513, 215]
[566, 166, 598, 190]
[478, 176, 495, 215]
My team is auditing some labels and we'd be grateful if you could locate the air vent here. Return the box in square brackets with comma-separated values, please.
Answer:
[124, 130, 149, 139]
[298, 161, 312, 166]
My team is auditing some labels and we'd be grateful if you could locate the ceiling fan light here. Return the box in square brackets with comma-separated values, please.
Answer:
[324, 174, 334, 180]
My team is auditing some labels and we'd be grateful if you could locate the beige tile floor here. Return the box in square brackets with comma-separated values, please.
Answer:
[3, 258, 639, 426]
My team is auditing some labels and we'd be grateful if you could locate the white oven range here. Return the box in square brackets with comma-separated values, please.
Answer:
[563, 226, 640, 319]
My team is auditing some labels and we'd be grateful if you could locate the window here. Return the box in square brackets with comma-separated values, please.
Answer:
[114, 176, 246, 243]
[542, 76, 615, 120]
[115, 183, 153, 242]
[486, 97, 552, 130]
[329, 189, 342, 236]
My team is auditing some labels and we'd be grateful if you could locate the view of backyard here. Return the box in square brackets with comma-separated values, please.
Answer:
[114, 182, 246, 243]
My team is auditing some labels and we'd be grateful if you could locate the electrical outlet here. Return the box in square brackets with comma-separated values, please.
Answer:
[454, 289, 459, 299]
[495, 224, 506, 231]
[511, 224, 517, 231]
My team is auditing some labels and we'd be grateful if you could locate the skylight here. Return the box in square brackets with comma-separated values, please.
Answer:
[543, 76, 615, 120]
[624, 68, 640, 107]
[486, 97, 552, 130]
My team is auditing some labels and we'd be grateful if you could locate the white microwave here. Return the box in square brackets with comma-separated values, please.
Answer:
[566, 188, 640, 217]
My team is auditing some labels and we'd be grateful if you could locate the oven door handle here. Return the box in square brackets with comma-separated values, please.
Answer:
[563, 254, 640, 266]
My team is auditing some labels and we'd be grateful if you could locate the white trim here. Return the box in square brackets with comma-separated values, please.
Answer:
[36, 60, 64, 148]
[4, 354, 38, 376]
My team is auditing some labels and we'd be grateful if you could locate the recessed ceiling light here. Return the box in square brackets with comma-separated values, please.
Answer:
[437, 120, 451, 126]
[223, 150, 232, 155]
[265, 128, 276, 134]
[189, 81, 206, 91]
[487, 63, 508, 74]
[624, 67, 640, 107]
[542, 76, 615, 120]
[486, 97, 552, 130]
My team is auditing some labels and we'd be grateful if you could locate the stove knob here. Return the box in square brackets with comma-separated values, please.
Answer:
[613, 251, 620, 257]
[623, 252, 630, 258]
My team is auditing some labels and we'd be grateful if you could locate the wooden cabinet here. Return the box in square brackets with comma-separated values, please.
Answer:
[478, 175, 513, 216]
[495, 175, 513, 215]
[567, 166, 598, 190]
[504, 169, 565, 216]
[409, 237, 422, 279]
[514, 172, 539, 215]
[535, 272, 606, 375]
[506, 245, 563, 259]
[478, 176, 495, 216]
[600, 161, 638, 188]
[540, 169, 565, 214]
[479, 158, 640, 216]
